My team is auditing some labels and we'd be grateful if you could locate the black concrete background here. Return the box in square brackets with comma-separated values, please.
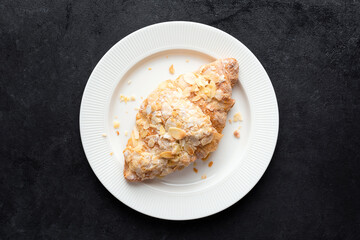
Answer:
[1, 0, 360, 239]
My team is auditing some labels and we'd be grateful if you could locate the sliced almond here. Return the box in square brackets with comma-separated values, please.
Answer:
[201, 134, 213, 146]
[168, 127, 186, 140]
[140, 129, 148, 138]
[131, 130, 138, 145]
[159, 151, 174, 159]
[113, 121, 120, 129]
[134, 144, 143, 153]
[202, 153, 211, 161]
[150, 124, 158, 129]
[155, 102, 162, 111]
[152, 116, 162, 123]
[176, 121, 183, 128]
[233, 112, 243, 122]
[172, 144, 181, 155]
[159, 125, 166, 135]
[184, 144, 195, 155]
[209, 81, 216, 98]
[146, 105, 152, 114]
[133, 127, 139, 139]
[172, 110, 178, 117]
[183, 73, 196, 85]
[177, 87, 182, 95]
[142, 121, 150, 130]
[162, 133, 173, 140]
[199, 93, 208, 100]
[191, 95, 201, 102]
[169, 64, 175, 74]
[215, 90, 223, 100]
[183, 87, 192, 97]
[167, 160, 178, 166]
[194, 75, 207, 87]
[148, 138, 155, 148]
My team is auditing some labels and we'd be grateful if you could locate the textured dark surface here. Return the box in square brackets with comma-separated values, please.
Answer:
[1, 0, 360, 239]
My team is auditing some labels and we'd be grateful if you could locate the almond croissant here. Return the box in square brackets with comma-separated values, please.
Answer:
[123, 58, 239, 181]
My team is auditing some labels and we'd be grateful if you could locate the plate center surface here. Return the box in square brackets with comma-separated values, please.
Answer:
[108, 49, 251, 192]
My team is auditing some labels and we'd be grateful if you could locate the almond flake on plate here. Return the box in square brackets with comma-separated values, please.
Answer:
[169, 64, 175, 74]
[233, 112, 243, 122]
[113, 121, 120, 129]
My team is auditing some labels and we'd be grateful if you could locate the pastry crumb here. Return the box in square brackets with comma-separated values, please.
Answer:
[120, 94, 129, 103]
[116, 131, 119, 136]
[169, 64, 175, 74]
[127, 80, 132, 85]
[134, 107, 140, 111]
[113, 120, 120, 129]
[186, 59, 189, 63]
[201, 175, 207, 179]
[208, 161, 213, 167]
[120, 94, 136, 103]
[140, 96, 143, 99]
[229, 119, 232, 124]
[102, 133, 107, 137]
[125, 111, 128, 114]
[110, 152, 113, 156]
[193, 162, 197, 167]
[193, 168, 198, 173]
[234, 130, 240, 138]
[233, 112, 243, 122]
[124, 131, 128, 136]
[148, 67, 152, 70]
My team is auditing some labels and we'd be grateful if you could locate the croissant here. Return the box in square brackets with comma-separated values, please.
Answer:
[123, 58, 239, 181]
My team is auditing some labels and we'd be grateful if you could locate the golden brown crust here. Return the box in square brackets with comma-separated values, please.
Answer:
[194, 58, 239, 133]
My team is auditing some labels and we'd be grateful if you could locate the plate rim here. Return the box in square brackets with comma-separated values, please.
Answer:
[80, 21, 279, 220]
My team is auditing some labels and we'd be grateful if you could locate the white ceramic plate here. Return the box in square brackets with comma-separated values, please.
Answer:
[80, 21, 279, 220]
